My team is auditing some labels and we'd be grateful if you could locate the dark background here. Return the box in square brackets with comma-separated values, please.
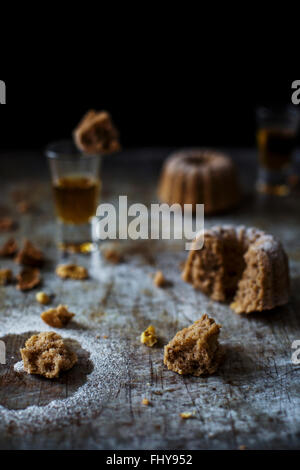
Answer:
[0, 77, 298, 151]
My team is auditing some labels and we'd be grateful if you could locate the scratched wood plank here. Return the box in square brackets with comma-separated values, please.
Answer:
[0, 149, 300, 449]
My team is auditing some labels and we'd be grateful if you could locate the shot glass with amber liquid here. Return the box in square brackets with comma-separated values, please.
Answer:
[256, 107, 299, 196]
[46, 140, 101, 253]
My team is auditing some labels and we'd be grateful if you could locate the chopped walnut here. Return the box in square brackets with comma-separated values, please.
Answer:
[36, 291, 51, 305]
[16, 267, 41, 291]
[0, 217, 16, 232]
[41, 304, 75, 328]
[20, 331, 78, 379]
[141, 398, 151, 406]
[0, 269, 13, 285]
[153, 270, 167, 287]
[0, 238, 18, 257]
[15, 240, 45, 267]
[56, 264, 88, 280]
[140, 325, 158, 347]
[73, 110, 121, 155]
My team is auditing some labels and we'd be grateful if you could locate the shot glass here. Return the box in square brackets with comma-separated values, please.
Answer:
[46, 140, 101, 253]
[256, 106, 299, 196]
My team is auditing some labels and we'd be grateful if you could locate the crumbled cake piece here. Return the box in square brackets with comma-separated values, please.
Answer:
[20, 332, 77, 379]
[140, 325, 158, 347]
[56, 264, 88, 280]
[153, 271, 167, 287]
[0, 269, 13, 285]
[164, 314, 224, 376]
[16, 201, 31, 214]
[36, 291, 51, 305]
[73, 109, 121, 155]
[102, 247, 122, 264]
[41, 304, 75, 328]
[141, 398, 151, 406]
[16, 267, 41, 291]
[15, 240, 45, 267]
[0, 217, 16, 232]
[239, 445, 247, 451]
[180, 411, 195, 419]
[0, 238, 18, 257]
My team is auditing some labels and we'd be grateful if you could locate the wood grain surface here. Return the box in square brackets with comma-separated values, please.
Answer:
[0, 148, 300, 450]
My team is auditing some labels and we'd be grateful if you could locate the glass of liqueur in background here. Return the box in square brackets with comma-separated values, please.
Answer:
[256, 106, 299, 196]
[46, 140, 101, 253]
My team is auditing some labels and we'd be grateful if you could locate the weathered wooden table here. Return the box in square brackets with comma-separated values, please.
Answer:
[0, 148, 300, 450]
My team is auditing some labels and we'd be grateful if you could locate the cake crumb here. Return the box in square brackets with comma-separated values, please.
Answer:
[239, 445, 247, 450]
[20, 331, 77, 379]
[102, 247, 122, 264]
[36, 291, 51, 305]
[41, 305, 75, 328]
[153, 271, 167, 287]
[0, 238, 18, 257]
[0, 217, 16, 232]
[56, 264, 88, 280]
[16, 201, 31, 214]
[164, 314, 224, 376]
[141, 398, 150, 406]
[140, 325, 158, 347]
[0, 269, 13, 285]
[15, 240, 45, 267]
[180, 411, 195, 419]
[16, 267, 41, 291]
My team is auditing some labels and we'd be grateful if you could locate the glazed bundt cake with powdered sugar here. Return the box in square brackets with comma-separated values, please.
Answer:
[158, 149, 240, 214]
[182, 225, 290, 314]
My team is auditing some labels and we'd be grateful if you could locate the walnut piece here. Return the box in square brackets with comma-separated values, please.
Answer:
[0, 269, 13, 285]
[164, 314, 224, 376]
[55, 264, 88, 280]
[140, 325, 158, 347]
[16, 267, 41, 291]
[153, 270, 167, 287]
[20, 332, 77, 379]
[36, 291, 51, 305]
[15, 240, 45, 267]
[73, 109, 121, 155]
[0, 238, 18, 257]
[41, 304, 75, 328]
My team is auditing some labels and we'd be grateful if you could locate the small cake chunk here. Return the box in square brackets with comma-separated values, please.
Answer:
[0, 238, 18, 257]
[20, 332, 77, 379]
[102, 247, 122, 264]
[0, 269, 13, 285]
[140, 325, 158, 347]
[36, 291, 51, 305]
[153, 270, 167, 287]
[15, 240, 45, 267]
[164, 314, 224, 376]
[74, 110, 120, 155]
[180, 412, 195, 419]
[16, 267, 41, 291]
[41, 304, 75, 328]
[141, 398, 151, 406]
[56, 264, 88, 280]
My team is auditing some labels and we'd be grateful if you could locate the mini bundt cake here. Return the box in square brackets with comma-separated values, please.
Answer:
[182, 225, 290, 314]
[158, 149, 240, 214]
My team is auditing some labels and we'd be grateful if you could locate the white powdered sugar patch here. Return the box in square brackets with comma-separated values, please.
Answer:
[0, 311, 128, 435]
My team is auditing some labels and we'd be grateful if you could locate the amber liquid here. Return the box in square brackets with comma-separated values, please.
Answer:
[257, 127, 296, 171]
[53, 176, 100, 224]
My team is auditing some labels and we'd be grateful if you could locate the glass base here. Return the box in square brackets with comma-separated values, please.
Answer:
[256, 167, 291, 196]
[56, 221, 95, 253]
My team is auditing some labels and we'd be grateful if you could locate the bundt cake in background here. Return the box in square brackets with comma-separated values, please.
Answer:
[182, 225, 290, 314]
[158, 149, 240, 214]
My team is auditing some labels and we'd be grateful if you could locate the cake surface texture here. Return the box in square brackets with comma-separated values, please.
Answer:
[164, 314, 223, 376]
[158, 149, 240, 214]
[182, 225, 290, 314]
